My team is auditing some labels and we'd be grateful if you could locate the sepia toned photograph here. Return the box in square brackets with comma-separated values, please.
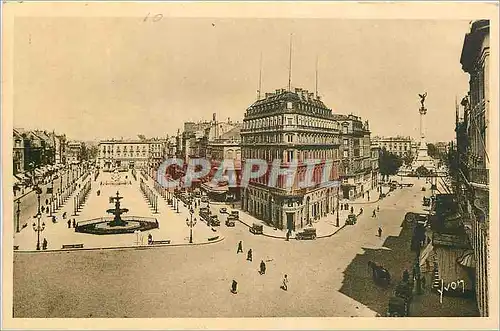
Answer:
[2, 2, 498, 330]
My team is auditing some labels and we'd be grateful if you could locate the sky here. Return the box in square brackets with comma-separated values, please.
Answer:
[13, 18, 471, 142]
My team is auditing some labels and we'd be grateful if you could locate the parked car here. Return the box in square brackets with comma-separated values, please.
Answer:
[249, 223, 263, 235]
[225, 216, 236, 227]
[210, 215, 220, 226]
[296, 227, 317, 240]
[230, 210, 239, 219]
[220, 207, 228, 214]
[346, 214, 357, 225]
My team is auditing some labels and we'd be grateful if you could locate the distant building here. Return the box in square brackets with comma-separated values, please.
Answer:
[372, 136, 414, 158]
[434, 141, 450, 156]
[370, 144, 381, 189]
[66, 141, 82, 165]
[98, 139, 149, 170]
[13, 129, 25, 175]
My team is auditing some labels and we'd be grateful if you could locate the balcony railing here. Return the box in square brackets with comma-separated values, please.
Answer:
[469, 167, 489, 186]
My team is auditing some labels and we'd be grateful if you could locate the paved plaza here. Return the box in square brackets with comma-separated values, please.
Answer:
[13, 171, 222, 251]
[13, 176, 478, 318]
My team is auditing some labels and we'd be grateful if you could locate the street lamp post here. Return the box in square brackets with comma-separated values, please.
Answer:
[186, 208, 196, 244]
[32, 212, 45, 250]
[16, 199, 21, 233]
[336, 186, 340, 227]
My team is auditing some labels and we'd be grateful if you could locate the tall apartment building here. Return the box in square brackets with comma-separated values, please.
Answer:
[240, 87, 342, 231]
[338, 115, 374, 200]
[458, 19, 490, 317]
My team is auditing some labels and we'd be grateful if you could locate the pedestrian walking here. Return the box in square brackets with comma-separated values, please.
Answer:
[148, 233, 153, 245]
[231, 280, 238, 294]
[41, 206, 45, 213]
[63, 212, 67, 219]
[378, 227, 382, 237]
[45, 199, 49, 205]
[377, 205, 380, 212]
[42, 238, 48, 250]
[67, 219, 71, 228]
[372, 210, 376, 218]
[72, 219, 76, 228]
[247, 249, 253, 262]
[281, 274, 289, 291]
[237, 241, 243, 254]
[350, 206, 354, 214]
[46, 208, 50, 215]
[285, 230, 290, 241]
[259, 260, 266, 275]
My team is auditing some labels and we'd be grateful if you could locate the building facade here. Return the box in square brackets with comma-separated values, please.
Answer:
[99, 140, 150, 171]
[240, 87, 342, 231]
[66, 141, 82, 165]
[372, 136, 414, 158]
[13, 129, 25, 175]
[338, 115, 373, 200]
[148, 138, 168, 171]
[370, 144, 381, 190]
[458, 19, 490, 317]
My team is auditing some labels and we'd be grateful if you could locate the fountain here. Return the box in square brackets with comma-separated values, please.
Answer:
[75, 191, 158, 235]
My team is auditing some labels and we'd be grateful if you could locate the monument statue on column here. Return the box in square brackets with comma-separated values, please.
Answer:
[412, 92, 436, 172]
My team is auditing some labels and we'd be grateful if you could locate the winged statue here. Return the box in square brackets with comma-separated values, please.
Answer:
[418, 92, 427, 108]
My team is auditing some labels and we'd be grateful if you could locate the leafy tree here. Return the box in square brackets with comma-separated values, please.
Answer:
[379, 148, 403, 181]
[402, 153, 414, 166]
[415, 165, 430, 177]
[427, 143, 440, 159]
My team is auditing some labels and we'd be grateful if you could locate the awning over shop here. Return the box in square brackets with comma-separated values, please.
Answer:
[13, 176, 21, 186]
[457, 250, 476, 268]
[14, 174, 27, 181]
[419, 243, 436, 269]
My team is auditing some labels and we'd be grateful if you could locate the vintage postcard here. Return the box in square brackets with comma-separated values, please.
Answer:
[2, 1, 498, 330]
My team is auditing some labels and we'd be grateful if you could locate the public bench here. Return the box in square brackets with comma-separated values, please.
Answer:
[62, 243, 84, 249]
[208, 236, 219, 242]
[151, 240, 171, 245]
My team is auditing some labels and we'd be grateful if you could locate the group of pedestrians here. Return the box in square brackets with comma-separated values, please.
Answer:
[67, 218, 77, 229]
[231, 240, 289, 294]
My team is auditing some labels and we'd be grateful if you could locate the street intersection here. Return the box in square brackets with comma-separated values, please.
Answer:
[12, 174, 478, 317]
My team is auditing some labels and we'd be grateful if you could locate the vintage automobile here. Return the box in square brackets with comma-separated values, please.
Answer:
[387, 296, 409, 317]
[395, 280, 413, 303]
[296, 227, 317, 240]
[210, 215, 220, 226]
[423, 197, 431, 207]
[219, 207, 228, 214]
[249, 223, 263, 235]
[230, 210, 239, 219]
[225, 215, 236, 227]
[200, 208, 211, 223]
[346, 214, 357, 225]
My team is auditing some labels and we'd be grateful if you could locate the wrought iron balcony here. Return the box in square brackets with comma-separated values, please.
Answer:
[469, 167, 489, 187]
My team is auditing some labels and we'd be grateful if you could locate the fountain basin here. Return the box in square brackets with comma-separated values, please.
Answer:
[75, 216, 158, 235]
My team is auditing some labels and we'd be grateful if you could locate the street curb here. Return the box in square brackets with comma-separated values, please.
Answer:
[237, 218, 348, 240]
[13, 235, 225, 254]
